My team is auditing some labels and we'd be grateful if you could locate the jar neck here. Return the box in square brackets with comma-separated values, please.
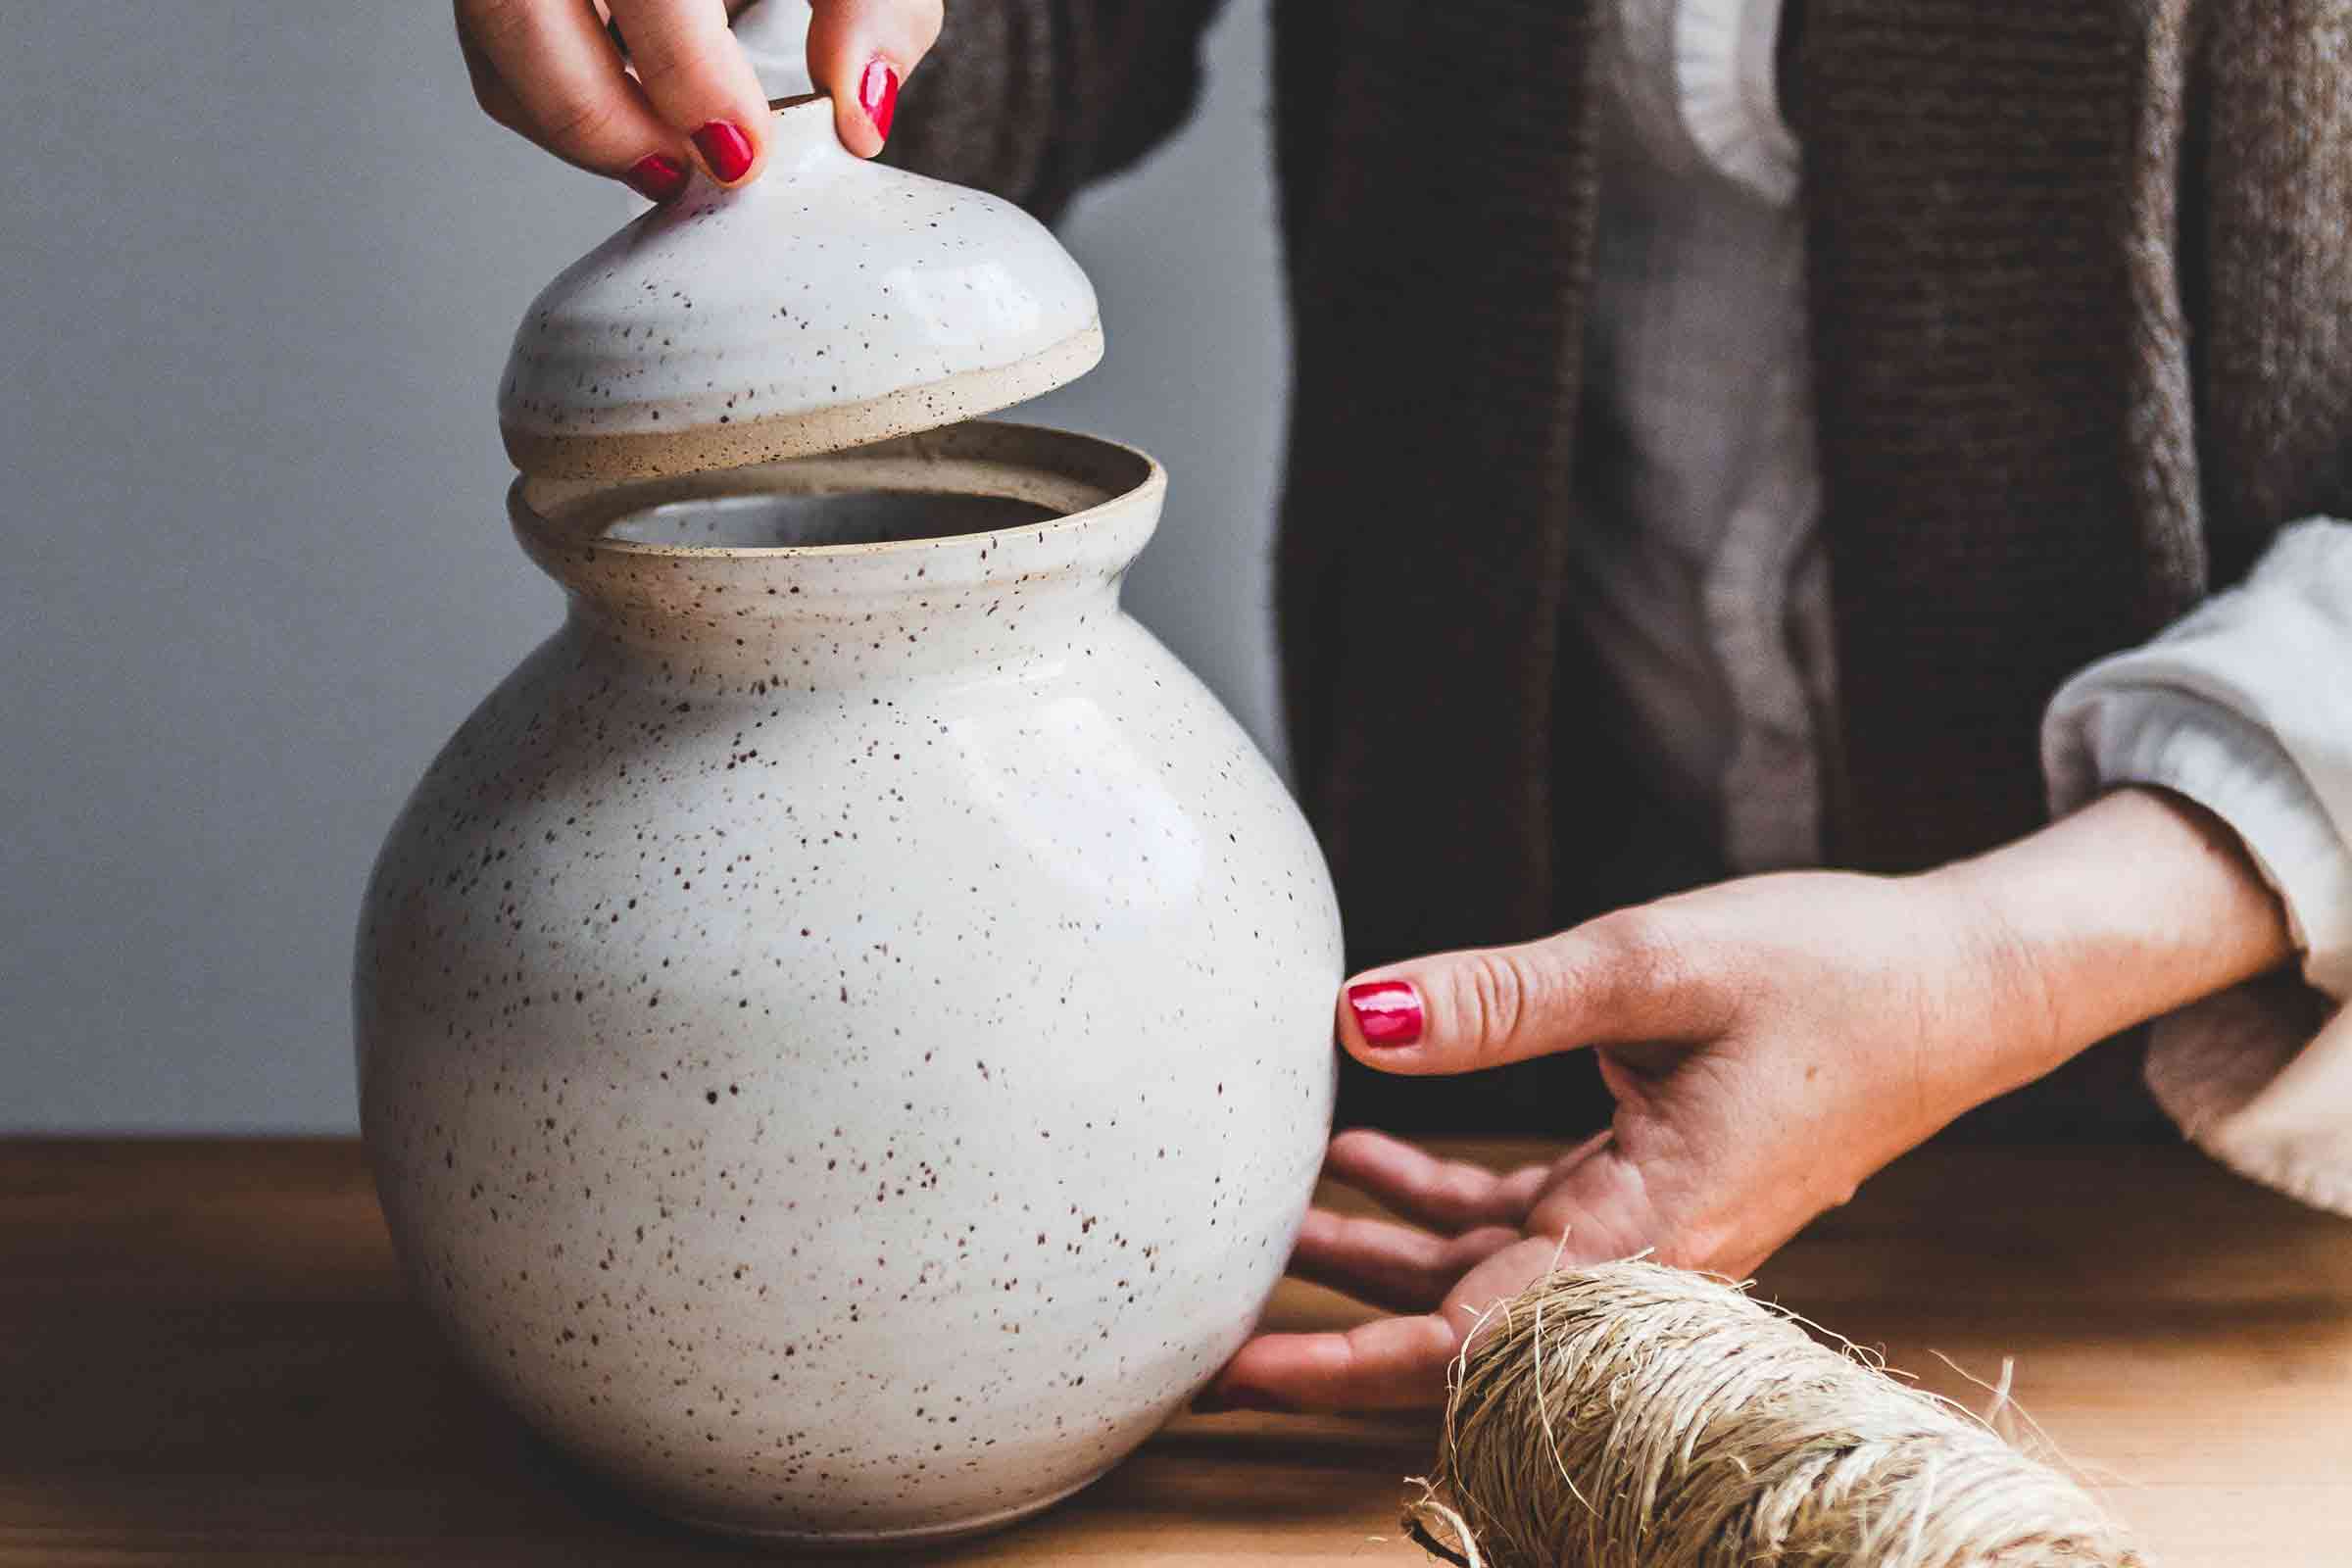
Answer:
[508, 425, 1167, 687]
[548, 540, 1133, 685]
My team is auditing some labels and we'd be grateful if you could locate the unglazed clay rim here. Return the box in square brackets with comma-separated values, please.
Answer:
[501, 323, 1105, 483]
[509, 418, 1165, 561]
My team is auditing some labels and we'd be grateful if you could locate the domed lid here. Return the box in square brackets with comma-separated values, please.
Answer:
[498, 94, 1103, 482]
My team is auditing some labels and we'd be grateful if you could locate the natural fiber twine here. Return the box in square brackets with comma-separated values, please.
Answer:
[1408, 1262, 2146, 1568]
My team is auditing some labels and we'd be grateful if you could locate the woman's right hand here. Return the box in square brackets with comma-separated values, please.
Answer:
[456, 0, 944, 202]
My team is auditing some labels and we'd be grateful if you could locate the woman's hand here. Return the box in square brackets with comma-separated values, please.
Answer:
[1202, 788, 2293, 1413]
[455, 0, 943, 200]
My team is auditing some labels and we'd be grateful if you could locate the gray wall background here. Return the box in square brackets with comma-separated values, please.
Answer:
[0, 3, 1287, 1131]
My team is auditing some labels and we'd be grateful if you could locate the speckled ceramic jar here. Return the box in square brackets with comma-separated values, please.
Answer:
[355, 422, 1342, 1544]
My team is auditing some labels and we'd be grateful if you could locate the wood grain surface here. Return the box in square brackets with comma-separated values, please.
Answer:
[2, 1138, 2346, 1564]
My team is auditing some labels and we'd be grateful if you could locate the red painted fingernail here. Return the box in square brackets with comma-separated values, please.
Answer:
[1347, 980, 1424, 1048]
[858, 58, 901, 143]
[692, 120, 756, 182]
[624, 153, 689, 203]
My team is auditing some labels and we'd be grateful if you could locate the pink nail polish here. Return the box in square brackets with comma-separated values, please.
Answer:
[1347, 980, 1423, 1047]
[624, 153, 689, 203]
[692, 120, 756, 183]
[859, 58, 901, 142]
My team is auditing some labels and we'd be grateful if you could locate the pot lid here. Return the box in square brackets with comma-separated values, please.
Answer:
[498, 93, 1103, 482]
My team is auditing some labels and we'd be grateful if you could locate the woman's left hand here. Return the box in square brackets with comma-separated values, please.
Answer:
[1201, 788, 2294, 1413]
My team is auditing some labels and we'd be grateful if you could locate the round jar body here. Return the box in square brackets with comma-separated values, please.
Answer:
[355, 426, 1341, 1543]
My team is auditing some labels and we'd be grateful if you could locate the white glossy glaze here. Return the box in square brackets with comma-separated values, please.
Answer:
[355, 424, 1342, 1543]
[498, 96, 1102, 477]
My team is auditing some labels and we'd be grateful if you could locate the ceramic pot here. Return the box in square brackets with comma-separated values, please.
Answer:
[355, 422, 1342, 1544]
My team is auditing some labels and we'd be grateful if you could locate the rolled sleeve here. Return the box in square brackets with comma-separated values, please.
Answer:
[2042, 517, 2352, 1214]
[2045, 517, 2352, 997]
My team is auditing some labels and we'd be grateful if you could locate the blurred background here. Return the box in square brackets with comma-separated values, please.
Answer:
[0, 2, 1285, 1131]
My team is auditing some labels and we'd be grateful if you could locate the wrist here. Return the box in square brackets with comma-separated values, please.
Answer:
[1910, 859, 2093, 1096]
[1881, 864, 2078, 1108]
[1917, 787, 2294, 1084]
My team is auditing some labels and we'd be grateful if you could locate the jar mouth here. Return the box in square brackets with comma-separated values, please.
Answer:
[510, 420, 1162, 561]
[603, 490, 1065, 550]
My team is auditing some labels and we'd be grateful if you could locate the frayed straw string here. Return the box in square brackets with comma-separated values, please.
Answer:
[1405, 1261, 2146, 1568]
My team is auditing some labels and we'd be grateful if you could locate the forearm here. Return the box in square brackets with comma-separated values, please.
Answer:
[1924, 786, 2295, 1094]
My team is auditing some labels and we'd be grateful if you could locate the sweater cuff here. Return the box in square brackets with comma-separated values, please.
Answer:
[2143, 980, 2352, 1219]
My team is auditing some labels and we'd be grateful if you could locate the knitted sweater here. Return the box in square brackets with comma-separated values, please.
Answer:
[885, 0, 2352, 1130]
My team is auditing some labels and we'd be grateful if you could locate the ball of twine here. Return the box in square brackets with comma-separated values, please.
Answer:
[1408, 1261, 2146, 1568]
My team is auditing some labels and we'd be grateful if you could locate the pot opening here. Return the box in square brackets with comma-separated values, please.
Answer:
[513, 422, 1162, 562]
[605, 491, 1063, 550]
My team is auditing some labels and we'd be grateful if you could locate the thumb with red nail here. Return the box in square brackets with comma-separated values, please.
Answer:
[803, 0, 934, 157]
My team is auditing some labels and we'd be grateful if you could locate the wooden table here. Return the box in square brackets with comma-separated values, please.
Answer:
[3, 1139, 2347, 1564]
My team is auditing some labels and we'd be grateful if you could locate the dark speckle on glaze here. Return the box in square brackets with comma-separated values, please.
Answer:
[498, 97, 1102, 484]
[355, 422, 1342, 1544]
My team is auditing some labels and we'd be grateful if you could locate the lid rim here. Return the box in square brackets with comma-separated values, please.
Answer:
[504, 322, 1102, 483]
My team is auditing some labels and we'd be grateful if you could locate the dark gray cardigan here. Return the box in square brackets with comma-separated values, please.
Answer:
[891, 1, 2352, 1131]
